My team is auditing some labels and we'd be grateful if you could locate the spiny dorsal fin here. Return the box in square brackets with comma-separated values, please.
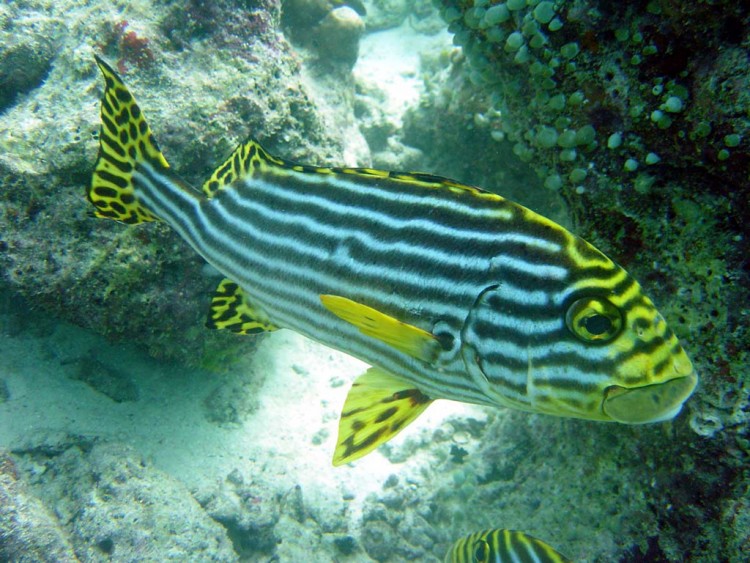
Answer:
[206, 278, 278, 334]
[320, 294, 441, 363]
[333, 367, 433, 466]
[332, 167, 506, 203]
[201, 138, 507, 205]
[201, 139, 286, 198]
[89, 55, 170, 224]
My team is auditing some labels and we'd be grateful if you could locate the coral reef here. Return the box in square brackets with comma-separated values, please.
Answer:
[8, 438, 237, 561]
[390, 0, 749, 559]
[315, 6, 366, 67]
[363, 0, 444, 33]
[282, 0, 367, 67]
[0, 450, 79, 562]
[0, 0, 355, 364]
[0, 3, 61, 114]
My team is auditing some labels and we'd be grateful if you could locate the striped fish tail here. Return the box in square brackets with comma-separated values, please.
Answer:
[88, 55, 171, 224]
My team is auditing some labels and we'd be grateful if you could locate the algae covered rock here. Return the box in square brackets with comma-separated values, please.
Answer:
[0, 1, 62, 113]
[315, 6, 365, 67]
[0, 0, 350, 364]
[282, 0, 366, 67]
[0, 451, 79, 562]
[400, 1, 750, 559]
[12, 439, 237, 561]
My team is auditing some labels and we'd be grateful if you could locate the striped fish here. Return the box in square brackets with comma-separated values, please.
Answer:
[88, 56, 697, 466]
[445, 529, 571, 563]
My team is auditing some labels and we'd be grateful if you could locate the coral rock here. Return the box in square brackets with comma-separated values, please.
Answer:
[313, 6, 365, 67]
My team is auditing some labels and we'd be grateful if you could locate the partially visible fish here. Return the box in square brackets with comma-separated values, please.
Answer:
[88, 56, 697, 466]
[446, 528, 571, 563]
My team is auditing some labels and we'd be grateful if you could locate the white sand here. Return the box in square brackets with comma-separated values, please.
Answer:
[355, 21, 452, 125]
[0, 317, 483, 530]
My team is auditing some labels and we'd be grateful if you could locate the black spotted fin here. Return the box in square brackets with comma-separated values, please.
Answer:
[89, 55, 174, 224]
[320, 294, 442, 363]
[201, 139, 287, 198]
[333, 367, 433, 466]
[206, 278, 279, 334]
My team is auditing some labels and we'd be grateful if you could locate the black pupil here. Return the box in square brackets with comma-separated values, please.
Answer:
[584, 313, 612, 335]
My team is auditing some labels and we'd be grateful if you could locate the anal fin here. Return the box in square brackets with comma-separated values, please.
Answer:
[206, 278, 278, 334]
[333, 367, 433, 466]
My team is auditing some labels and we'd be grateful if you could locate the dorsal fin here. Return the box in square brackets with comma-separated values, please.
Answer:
[200, 134, 510, 206]
[201, 139, 286, 198]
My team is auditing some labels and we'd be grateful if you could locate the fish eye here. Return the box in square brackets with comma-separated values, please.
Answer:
[473, 539, 490, 563]
[566, 297, 623, 342]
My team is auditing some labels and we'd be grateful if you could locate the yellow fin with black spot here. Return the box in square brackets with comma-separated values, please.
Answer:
[206, 278, 278, 334]
[201, 139, 287, 198]
[333, 367, 433, 466]
[89, 55, 171, 224]
[320, 294, 441, 363]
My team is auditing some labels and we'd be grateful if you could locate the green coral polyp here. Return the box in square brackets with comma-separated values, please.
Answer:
[662, 96, 684, 113]
[724, 134, 741, 148]
[505, 31, 524, 51]
[575, 125, 596, 146]
[533, 1, 556, 24]
[560, 42, 580, 59]
[536, 126, 559, 148]
[557, 129, 577, 148]
[483, 4, 510, 26]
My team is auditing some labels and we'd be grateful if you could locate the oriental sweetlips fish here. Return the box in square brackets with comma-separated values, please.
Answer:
[88, 56, 697, 466]
[446, 528, 571, 563]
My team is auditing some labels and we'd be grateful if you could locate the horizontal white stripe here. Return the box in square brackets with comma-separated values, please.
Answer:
[275, 169, 516, 221]
[245, 177, 562, 253]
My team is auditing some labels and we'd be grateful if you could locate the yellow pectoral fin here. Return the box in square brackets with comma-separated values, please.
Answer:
[333, 367, 433, 466]
[320, 294, 441, 363]
[206, 278, 278, 334]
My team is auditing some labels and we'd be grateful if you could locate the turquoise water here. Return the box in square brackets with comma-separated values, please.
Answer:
[0, 1, 748, 561]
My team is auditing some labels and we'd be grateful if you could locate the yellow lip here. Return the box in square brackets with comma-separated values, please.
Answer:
[602, 372, 699, 424]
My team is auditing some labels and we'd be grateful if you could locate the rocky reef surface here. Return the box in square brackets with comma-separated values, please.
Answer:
[0, 0, 748, 561]
[407, 1, 749, 560]
[0, 0, 358, 365]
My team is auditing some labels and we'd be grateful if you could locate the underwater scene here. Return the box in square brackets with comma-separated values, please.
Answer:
[0, 0, 748, 561]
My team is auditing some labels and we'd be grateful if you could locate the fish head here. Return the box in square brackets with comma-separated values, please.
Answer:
[460, 273, 697, 423]
[586, 289, 698, 424]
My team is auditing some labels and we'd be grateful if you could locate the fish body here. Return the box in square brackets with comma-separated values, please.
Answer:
[446, 528, 571, 563]
[89, 57, 697, 465]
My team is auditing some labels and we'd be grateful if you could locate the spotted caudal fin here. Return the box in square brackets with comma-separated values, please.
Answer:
[88, 55, 170, 224]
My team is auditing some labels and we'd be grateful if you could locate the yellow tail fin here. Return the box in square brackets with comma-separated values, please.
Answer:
[88, 55, 169, 224]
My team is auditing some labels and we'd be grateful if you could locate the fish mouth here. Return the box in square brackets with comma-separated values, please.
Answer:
[602, 372, 698, 424]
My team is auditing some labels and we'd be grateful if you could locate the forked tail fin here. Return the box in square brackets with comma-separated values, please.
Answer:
[88, 55, 170, 224]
